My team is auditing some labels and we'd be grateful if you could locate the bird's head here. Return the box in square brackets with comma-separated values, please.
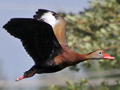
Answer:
[87, 50, 115, 60]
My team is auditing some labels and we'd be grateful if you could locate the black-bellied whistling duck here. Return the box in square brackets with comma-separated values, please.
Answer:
[3, 9, 114, 81]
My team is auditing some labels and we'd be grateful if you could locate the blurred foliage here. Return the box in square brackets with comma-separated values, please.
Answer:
[60, 0, 120, 70]
[48, 0, 120, 90]
[49, 78, 120, 90]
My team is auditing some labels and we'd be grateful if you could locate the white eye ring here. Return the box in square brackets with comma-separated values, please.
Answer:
[98, 52, 102, 55]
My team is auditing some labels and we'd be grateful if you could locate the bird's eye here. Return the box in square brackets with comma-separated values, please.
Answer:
[98, 52, 102, 55]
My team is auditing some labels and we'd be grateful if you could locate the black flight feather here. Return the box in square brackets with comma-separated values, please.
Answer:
[3, 18, 63, 64]
[33, 9, 61, 21]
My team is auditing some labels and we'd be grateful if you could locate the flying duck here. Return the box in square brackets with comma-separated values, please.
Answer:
[3, 9, 114, 81]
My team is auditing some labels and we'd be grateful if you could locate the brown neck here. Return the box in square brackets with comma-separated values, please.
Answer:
[74, 52, 88, 64]
[55, 44, 89, 68]
[61, 44, 88, 65]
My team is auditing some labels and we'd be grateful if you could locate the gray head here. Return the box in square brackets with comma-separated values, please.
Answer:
[87, 50, 114, 59]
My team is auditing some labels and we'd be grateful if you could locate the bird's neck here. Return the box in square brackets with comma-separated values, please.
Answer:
[60, 44, 88, 65]
[73, 52, 88, 64]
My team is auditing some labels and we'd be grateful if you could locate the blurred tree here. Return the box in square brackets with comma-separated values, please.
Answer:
[47, 0, 120, 90]
[63, 0, 120, 70]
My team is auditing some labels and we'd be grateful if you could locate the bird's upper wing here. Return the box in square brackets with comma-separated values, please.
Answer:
[3, 18, 63, 63]
[33, 9, 68, 45]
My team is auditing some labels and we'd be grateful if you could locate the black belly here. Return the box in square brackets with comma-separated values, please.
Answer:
[44, 66, 62, 73]
[35, 60, 63, 74]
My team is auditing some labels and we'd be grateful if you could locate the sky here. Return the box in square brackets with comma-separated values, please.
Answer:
[0, 0, 89, 82]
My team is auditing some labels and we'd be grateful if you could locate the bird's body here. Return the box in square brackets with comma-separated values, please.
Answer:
[3, 9, 114, 81]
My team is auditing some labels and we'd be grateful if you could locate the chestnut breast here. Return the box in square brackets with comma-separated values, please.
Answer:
[54, 45, 87, 68]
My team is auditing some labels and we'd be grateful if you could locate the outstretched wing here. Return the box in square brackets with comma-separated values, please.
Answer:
[33, 9, 68, 45]
[3, 18, 63, 63]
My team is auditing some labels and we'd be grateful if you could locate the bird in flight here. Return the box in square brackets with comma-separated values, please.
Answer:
[3, 9, 114, 81]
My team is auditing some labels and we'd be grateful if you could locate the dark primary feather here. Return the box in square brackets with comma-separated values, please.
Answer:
[33, 9, 61, 21]
[33, 9, 49, 20]
[3, 18, 63, 63]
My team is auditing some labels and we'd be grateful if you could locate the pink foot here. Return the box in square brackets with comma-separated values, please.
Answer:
[15, 70, 36, 81]
[15, 75, 25, 81]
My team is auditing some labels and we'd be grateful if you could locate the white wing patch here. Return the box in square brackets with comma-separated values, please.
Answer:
[41, 12, 58, 28]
